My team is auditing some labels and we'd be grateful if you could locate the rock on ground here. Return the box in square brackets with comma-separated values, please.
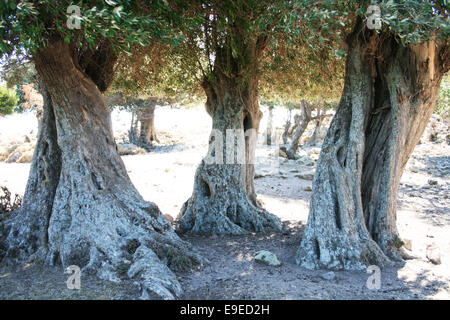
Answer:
[254, 250, 282, 267]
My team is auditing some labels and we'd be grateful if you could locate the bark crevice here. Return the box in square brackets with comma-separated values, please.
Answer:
[177, 40, 281, 235]
[1, 41, 201, 299]
[297, 24, 448, 270]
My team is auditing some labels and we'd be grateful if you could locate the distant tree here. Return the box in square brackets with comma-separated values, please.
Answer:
[109, 42, 203, 148]
[0, 85, 18, 115]
[0, 57, 37, 112]
[306, 101, 337, 146]
[435, 73, 450, 118]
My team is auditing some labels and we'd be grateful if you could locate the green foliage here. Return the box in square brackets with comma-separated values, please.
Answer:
[2, 0, 446, 111]
[303, 0, 449, 45]
[259, 36, 345, 104]
[435, 73, 450, 117]
[0, 58, 37, 112]
[0, 0, 187, 58]
[0, 57, 36, 89]
[110, 42, 204, 105]
[0, 85, 18, 115]
[0, 186, 22, 217]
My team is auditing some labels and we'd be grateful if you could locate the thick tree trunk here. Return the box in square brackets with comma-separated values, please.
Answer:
[282, 110, 292, 145]
[1, 41, 200, 299]
[0, 79, 61, 262]
[129, 109, 139, 144]
[177, 71, 281, 235]
[296, 27, 448, 270]
[137, 98, 158, 145]
[266, 106, 274, 146]
[361, 39, 447, 260]
[307, 105, 324, 146]
[286, 101, 312, 159]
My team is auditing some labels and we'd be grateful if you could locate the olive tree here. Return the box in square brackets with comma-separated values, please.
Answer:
[296, 0, 449, 270]
[0, 0, 201, 299]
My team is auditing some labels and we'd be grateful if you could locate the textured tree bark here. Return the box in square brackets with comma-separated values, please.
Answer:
[361, 38, 448, 260]
[308, 105, 324, 146]
[286, 101, 312, 159]
[1, 41, 201, 299]
[129, 109, 139, 144]
[137, 98, 158, 145]
[177, 38, 281, 235]
[296, 25, 449, 270]
[266, 106, 274, 146]
[282, 110, 292, 145]
[0, 79, 61, 263]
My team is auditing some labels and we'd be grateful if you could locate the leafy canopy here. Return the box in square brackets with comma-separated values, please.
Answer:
[0, 85, 18, 115]
[0, 0, 188, 58]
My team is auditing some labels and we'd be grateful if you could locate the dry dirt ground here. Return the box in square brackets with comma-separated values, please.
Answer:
[0, 106, 449, 300]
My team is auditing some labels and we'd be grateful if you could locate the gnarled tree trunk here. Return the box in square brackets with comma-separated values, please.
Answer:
[0, 78, 61, 263]
[307, 105, 326, 146]
[296, 25, 449, 270]
[137, 97, 158, 146]
[286, 101, 312, 159]
[282, 109, 292, 145]
[0, 41, 201, 299]
[177, 39, 281, 235]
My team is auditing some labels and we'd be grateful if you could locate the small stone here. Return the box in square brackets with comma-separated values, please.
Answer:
[403, 239, 412, 251]
[254, 172, 268, 179]
[304, 186, 312, 191]
[426, 244, 441, 265]
[117, 143, 146, 155]
[320, 271, 335, 281]
[297, 155, 315, 166]
[17, 150, 33, 163]
[6, 151, 21, 163]
[428, 179, 438, 186]
[295, 171, 314, 180]
[163, 214, 174, 224]
[279, 149, 288, 158]
[410, 166, 420, 173]
[254, 250, 282, 267]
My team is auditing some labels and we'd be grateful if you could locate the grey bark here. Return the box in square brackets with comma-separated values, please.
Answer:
[1, 41, 201, 299]
[307, 105, 324, 146]
[137, 98, 158, 146]
[177, 38, 281, 235]
[266, 106, 274, 146]
[0, 78, 61, 263]
[286, 101, 312, 159]
[296, 25, 449, 270]
[129, 109, 139, 143]
[282, 109, 292, 145]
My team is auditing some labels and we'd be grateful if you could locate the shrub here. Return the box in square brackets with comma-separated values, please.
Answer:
[435, 74, 450, 118]
[0, 85, 18, 115]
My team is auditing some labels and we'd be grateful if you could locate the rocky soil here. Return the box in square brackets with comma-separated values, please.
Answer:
[0, 106, 449, 300]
